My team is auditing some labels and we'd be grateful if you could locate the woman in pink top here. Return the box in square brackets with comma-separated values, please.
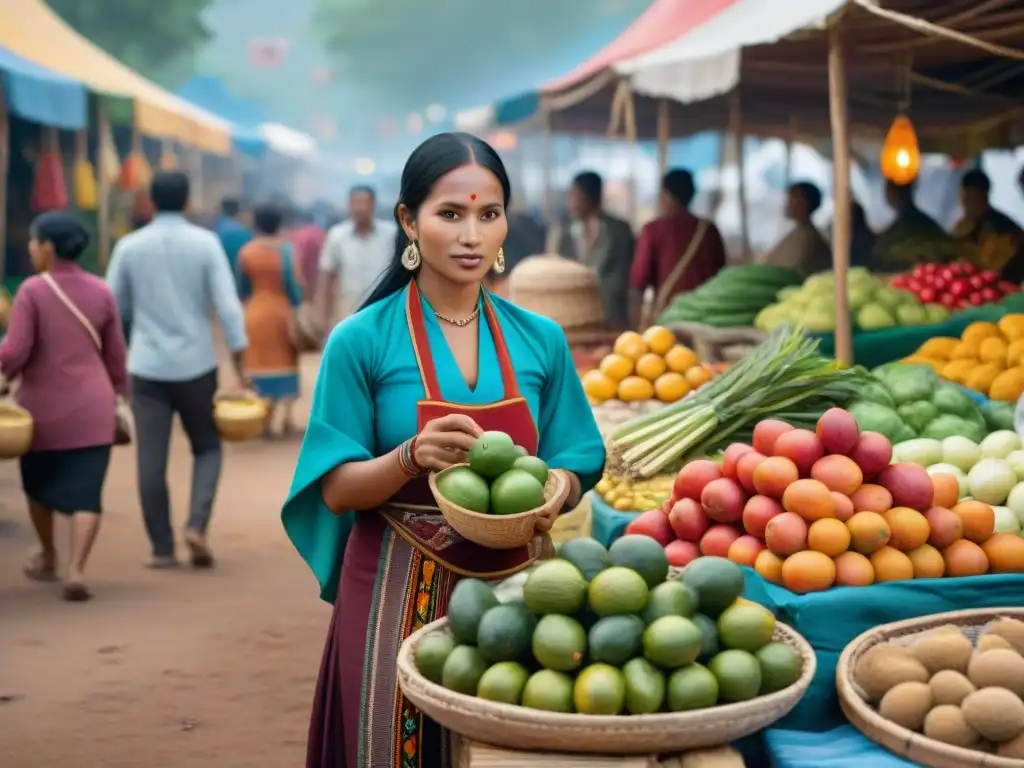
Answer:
[0, 212, 128, 601]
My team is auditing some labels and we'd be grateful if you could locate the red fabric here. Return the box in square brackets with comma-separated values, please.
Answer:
[30, 152, 69, 212]
[630, 211, 727, 297]
[543, 0, 739, 93]
[290, 224, 325, 299]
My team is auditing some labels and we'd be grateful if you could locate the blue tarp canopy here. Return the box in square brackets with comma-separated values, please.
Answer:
[0, 45, 86, 130]
[176, 75, 268, 157]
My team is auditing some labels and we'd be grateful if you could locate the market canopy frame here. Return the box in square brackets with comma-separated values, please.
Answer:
[0, 0, 232, 154]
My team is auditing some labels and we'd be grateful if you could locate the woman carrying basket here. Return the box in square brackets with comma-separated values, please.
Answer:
[282, 133, 606, 767]
[0, 212, 128, 601]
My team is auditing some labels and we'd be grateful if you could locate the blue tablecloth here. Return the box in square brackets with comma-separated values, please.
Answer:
[765, 725, 917, 767]
[589, 493, 639, 547]
[742, 568, 1024, 731]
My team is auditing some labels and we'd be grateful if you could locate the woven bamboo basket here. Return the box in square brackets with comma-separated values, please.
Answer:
[0, 399, 33, 459]
[508, 255, 605, 332]
[397, 617, 815, 754]
[429, 464, 568, 550]
[213, 392, 268, 443]
[837, 607, 1024, 768]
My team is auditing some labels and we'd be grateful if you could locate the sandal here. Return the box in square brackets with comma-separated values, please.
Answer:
[62, 582, 92, 602]
[184, 530, 215, 569]
[23, 551, 58, 583]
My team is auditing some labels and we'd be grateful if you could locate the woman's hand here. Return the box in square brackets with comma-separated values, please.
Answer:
[413, 414, 484, 472]
[534, 469, 573, 533]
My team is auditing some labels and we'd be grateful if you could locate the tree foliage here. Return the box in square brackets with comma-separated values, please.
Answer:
[48, 0, 215, 86]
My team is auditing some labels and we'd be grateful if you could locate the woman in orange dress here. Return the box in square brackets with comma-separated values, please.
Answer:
[235, 202, 302, 435]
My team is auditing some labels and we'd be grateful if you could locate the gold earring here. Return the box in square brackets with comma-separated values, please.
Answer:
[401, 241, 421, 271]
[494, 247, 506, 274]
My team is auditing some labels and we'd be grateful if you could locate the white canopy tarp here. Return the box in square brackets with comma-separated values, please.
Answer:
[615, 0, 846, 104]
[259, 123, 318, 161]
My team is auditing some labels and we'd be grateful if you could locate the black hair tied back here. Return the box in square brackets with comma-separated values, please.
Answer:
[31, 210, 90, 261]
[358, 132, 512, 311]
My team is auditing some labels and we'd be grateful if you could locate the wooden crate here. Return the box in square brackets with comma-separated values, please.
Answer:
[456, 739, 746, 767]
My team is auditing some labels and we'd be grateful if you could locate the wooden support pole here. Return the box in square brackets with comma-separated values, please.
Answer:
[656, 98, 670, 177]
[731, 91, 751, 262]
[97, 101, 111, 269]
[540, 109, 554, 226]
[828, 17, 853, 366]
[0, 82, 9, 285]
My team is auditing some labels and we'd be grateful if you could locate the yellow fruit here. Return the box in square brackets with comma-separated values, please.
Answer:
[653, 372, 689, 403]
[641, 325, 676, 356]
[962, 321, 1003, 345]
[599, 353, 634, 382]
[964, 363, 1002, 394]
[1000, 314, 1024, 342]
[950, 340, 980, 360]
[1008, 339, 1024, 367]
[941, 358, 977, 385]
[613, 331, 649, 360]
[635, 353, 667, 382]
[684, 365, 713, 389]
[978, 336, 1009, 365]
[617, 375, 655, 402]
[989, 367, 1024, 401]
[664, 344, 700, 373]
[917, 337, 960, 360]
[581, 370, 618, 403]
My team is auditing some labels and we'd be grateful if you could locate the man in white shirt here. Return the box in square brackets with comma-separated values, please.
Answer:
[317, 186, 397, 327]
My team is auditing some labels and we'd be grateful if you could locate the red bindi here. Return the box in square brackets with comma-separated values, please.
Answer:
[469, 194, 477, 201]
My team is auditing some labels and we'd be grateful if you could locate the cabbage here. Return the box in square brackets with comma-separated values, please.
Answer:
[1007, 450, 1024, 479]
[992, 506, 1021, 535]
[893, 438, 943, 467]
[980, 430, 1023, 460]
[926, 463, 968, 498]
[941, 436, 982, 472]
[967, 458, 1017, 505]
[858, 304, 896, 331]
[1008, 483, 1024, 528]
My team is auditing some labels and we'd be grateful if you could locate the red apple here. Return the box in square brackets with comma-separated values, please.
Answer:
[668, 498, 710, 542]
[664, 539, 700, 568]
[673, 460, 722, 501]
[625, 508, 675, 546]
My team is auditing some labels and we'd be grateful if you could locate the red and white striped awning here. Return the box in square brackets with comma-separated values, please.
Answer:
[613, 0, 846, 104]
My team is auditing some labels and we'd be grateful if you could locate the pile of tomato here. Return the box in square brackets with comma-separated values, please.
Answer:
[891, 262, 1019, 310]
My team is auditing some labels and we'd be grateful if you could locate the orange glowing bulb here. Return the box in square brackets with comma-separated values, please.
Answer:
[880, 115, 920, 185]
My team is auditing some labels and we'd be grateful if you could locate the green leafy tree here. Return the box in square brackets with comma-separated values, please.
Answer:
[48, 0, 216, 86]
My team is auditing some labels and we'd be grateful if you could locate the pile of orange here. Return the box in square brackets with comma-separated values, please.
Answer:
[581, 327, 714, 405]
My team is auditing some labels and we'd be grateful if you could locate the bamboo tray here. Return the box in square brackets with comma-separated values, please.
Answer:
[837, 607, 1024, 768]
[397, 617, 816, 755]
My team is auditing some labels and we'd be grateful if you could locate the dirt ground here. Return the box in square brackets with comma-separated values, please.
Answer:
[0, 354, 329, 768]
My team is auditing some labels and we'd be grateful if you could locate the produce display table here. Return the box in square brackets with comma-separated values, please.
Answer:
[588, 492, 637, 547]
[741, 569, 1024, 732]
[813, 306, 1005, 368]
[764, 725, 916, 768]
[454, 738, 747, 767]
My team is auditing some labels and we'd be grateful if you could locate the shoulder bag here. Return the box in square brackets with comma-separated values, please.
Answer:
[650, 219, 710, 322]
[41, 273, 134, 446]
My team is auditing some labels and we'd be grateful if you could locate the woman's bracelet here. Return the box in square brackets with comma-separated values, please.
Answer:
[397, 437, 423, 477]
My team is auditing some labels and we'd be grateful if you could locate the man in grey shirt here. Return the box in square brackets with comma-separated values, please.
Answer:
[107, 171, 249, 570]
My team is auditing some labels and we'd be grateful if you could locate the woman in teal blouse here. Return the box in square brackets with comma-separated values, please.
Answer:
[282, 133, 606, 768]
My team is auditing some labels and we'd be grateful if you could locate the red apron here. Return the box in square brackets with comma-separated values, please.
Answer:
[379, 282, 544, 578]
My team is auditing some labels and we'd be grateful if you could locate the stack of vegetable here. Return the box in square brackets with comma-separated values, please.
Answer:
[623, 408, 1024, 591]
[582, 327, 714, 406]
[848, 363, 989, 445]
[892, 429, 1024, 536]
[755, 268, 950, 335]
[891, 261, 1019, 310]
[905, 317, 1024, 402]
[656, 265, 802, 328]
[607, 326, 868, 478]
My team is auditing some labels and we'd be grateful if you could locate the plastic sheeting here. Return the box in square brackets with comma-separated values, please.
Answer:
[0, 45, 86, 129]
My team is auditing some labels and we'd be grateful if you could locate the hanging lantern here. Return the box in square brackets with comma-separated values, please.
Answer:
[880, 114, 921, 185]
